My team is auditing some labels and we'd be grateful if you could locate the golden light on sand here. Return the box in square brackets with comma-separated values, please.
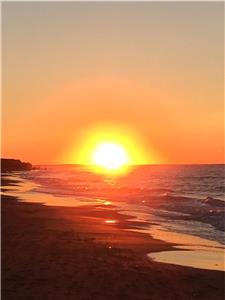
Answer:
[91, 142, 129, 170]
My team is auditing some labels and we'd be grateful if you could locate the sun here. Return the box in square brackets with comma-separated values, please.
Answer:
[92, 142, 129, 170]
[64, 124, 155, 169]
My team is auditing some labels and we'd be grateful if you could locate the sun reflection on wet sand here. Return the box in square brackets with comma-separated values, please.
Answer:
[105, 220, 117, 224]
[103, 201, 112, 205]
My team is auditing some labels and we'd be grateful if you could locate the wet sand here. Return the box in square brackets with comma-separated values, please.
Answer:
[2, 192, 224, 300]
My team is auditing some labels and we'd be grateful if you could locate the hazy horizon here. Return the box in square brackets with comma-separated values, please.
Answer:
[2, 158, 224, 167]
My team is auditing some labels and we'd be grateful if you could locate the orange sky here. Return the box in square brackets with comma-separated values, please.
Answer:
[2, 2, 224, 164]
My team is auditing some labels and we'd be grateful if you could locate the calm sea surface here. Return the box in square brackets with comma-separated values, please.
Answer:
[31, 164, 225, 201]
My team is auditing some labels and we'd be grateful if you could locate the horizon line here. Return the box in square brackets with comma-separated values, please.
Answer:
[34, 163, 225, 166]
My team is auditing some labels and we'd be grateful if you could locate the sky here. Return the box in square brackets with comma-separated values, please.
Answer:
[2, 2, 224, 164]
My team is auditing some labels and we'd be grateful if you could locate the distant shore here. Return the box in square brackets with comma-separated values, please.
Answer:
[1, 158, 32, 172]
[1, 177, 224, 300]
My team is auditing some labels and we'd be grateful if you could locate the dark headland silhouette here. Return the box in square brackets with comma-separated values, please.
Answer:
[1, 158, 32, 172]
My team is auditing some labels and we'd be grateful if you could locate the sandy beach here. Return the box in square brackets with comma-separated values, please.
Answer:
[3, 1, 224, 299]
[2, 190, 224, 300]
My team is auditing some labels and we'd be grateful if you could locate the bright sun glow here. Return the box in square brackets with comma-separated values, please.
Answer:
[92, 142, 129, 170]
[64, 124, 158, 172]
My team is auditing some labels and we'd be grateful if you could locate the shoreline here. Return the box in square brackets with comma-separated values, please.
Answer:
[2, 189, 225, 299]
[3, 172, 225, 233]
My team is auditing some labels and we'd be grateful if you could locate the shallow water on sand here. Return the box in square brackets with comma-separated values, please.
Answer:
[148, 248, 224, 271]
[147, 225, 224, 271]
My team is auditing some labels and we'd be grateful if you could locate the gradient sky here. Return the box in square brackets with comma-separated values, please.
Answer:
[2, 2, 224, 164]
